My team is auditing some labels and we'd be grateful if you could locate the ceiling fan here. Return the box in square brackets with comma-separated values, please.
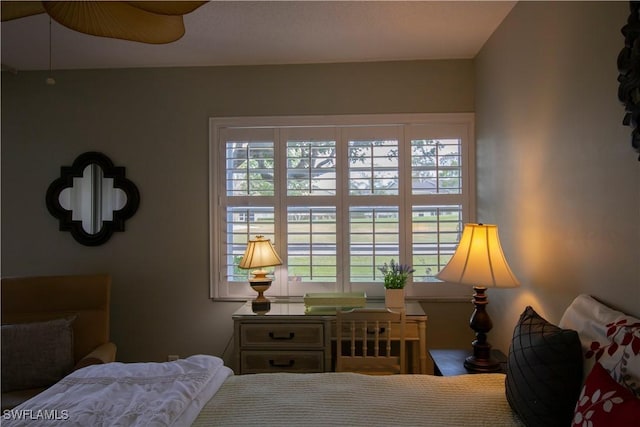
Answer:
[1, 1, 208, 44]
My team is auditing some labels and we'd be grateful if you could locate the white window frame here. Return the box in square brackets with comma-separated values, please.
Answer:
[209, 113, 475, 301]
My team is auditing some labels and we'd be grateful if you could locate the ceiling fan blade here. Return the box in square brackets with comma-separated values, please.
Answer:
[1, 1, 45, 22]
[43, 1, 187, 44]
[125, 1, 208, 16]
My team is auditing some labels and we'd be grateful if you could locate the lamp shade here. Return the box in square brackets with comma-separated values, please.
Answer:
[238, 236, 283, 270]
[435, 223, 520, 288]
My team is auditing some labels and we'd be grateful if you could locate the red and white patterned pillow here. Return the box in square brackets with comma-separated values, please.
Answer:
[572, 362, 640, 427]
[560, 294, 640, 397]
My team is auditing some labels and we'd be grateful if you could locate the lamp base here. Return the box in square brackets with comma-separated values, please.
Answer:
[465, 286, 502, 373]
[251, 299, 271, 314]
[249, 279, 272, 302]
[464, 355, 502, 373]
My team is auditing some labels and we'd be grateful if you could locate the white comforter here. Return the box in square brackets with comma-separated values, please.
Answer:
[2, 355, 233, 427]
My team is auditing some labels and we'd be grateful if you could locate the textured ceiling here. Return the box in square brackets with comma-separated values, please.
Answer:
[1, 1, 516, 72]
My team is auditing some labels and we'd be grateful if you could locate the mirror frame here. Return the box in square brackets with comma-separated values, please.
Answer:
[46, 151, 140, 246]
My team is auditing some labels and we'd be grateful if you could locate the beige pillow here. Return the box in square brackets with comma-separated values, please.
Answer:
[1, 317, 75, 392]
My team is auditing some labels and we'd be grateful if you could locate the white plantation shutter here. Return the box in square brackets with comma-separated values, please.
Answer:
[210, 114, 474, 300]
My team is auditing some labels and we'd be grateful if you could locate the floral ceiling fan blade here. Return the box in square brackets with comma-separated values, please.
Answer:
[1, 1, 45, 21]
[42, 1, 192, 44]
[125, 1, 208, 16]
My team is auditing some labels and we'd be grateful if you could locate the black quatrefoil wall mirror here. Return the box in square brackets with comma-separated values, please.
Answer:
[46, 152, 140, 246]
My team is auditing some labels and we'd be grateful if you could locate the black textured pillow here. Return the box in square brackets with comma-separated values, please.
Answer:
[1, 317, 75, 392]
[505, 306, 583, 427]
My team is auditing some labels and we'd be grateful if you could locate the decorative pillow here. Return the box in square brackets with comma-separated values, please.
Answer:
[559, 294, 640, 397]
[573, 362, 640, 426]
[1, 317, 75, 392]
[505, 306, 584, 427]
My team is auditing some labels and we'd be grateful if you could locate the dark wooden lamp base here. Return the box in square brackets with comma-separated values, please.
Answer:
[465, 286, 502, 373]
[464, 354, 502, 373]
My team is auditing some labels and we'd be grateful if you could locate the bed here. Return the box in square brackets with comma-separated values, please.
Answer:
[3, 294, 638, 427]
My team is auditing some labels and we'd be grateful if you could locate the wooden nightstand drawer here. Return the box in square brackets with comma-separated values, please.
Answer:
[240, 323, 325, 348]
[241, 350, 325, 373]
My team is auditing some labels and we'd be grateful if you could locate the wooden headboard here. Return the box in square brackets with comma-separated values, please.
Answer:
[1, 274, 112, 363]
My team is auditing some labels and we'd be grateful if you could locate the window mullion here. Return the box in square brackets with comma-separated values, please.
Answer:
[463, 120, 476, 223]
[399, 126, 412, 285]
[337, 127, 349, 292]
[274, 128, 288, 296]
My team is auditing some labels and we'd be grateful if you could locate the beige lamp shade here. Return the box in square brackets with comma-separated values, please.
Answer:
[238, 236, 283, 278]
[436, 223, 520, 288]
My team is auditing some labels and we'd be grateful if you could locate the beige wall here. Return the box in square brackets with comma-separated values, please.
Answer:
[7, 2, 634, 365]
[476, 1, 640, 353]
[1, 60, 474, 362]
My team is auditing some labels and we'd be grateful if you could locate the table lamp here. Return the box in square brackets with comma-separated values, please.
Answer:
[238, 235, 283, 313]
[435, 223, 520, 373]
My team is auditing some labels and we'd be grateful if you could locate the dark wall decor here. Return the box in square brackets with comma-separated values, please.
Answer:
[618, 1, 640, 161]
[46, 152, 140, 246]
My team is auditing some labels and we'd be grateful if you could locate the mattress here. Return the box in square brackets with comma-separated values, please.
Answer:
[193, 371, 523, 426]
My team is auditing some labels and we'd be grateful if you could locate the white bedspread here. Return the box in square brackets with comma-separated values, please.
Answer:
[2, 355, 233, 427]
[193, 372, 523, 427]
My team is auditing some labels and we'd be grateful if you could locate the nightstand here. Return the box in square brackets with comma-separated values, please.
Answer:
[233, 302, 332, 374]
[429, 349, 507, 376]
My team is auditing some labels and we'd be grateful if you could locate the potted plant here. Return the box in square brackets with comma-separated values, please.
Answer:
[378, 259, 415, 309]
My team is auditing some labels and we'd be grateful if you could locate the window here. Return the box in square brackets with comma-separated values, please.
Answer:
[210, 114, 475, 300]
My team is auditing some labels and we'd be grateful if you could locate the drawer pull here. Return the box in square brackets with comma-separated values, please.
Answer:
[269, 332, 295, 340]
[269, 359, 295, 368]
